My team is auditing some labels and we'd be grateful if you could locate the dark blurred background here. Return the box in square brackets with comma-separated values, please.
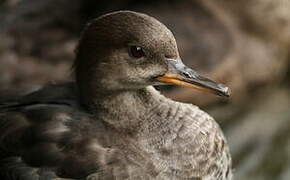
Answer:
[0, 0, 290, 179]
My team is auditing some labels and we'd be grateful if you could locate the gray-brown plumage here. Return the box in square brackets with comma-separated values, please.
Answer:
[0, 11, 232, 180]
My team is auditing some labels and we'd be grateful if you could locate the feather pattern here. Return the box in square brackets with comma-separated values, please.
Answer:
[0, 83, 232, 180]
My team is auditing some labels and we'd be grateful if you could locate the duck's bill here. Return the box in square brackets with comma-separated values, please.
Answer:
[156, 59, 230, 97]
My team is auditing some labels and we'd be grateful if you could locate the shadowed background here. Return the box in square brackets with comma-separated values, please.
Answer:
[0, 0, 290, 179]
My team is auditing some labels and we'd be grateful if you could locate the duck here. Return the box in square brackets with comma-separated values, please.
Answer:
[0, 11, 232, 180]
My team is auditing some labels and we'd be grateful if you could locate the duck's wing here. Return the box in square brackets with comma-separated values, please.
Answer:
[0, 82, 79, 113]
[0, 82, 79, 157]
[0, 82, 86, 180]
[0, 157, 60, 180]
[0, 83, 124, 180]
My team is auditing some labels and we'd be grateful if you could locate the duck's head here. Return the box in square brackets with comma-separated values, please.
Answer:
[75, 11, 230, 100]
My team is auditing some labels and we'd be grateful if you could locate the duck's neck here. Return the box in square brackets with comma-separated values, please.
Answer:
[86, 86, 174, 133]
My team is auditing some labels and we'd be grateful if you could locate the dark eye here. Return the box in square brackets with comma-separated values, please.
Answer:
[129, 46, 145, 58]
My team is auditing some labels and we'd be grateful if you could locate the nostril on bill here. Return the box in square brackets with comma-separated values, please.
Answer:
[182, 72, 192, 79]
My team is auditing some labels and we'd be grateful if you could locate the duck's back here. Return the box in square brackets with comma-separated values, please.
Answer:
[0, 83, 119, 179]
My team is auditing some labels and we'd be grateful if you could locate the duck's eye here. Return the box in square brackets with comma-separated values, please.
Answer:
[129, 46, 145, 58]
